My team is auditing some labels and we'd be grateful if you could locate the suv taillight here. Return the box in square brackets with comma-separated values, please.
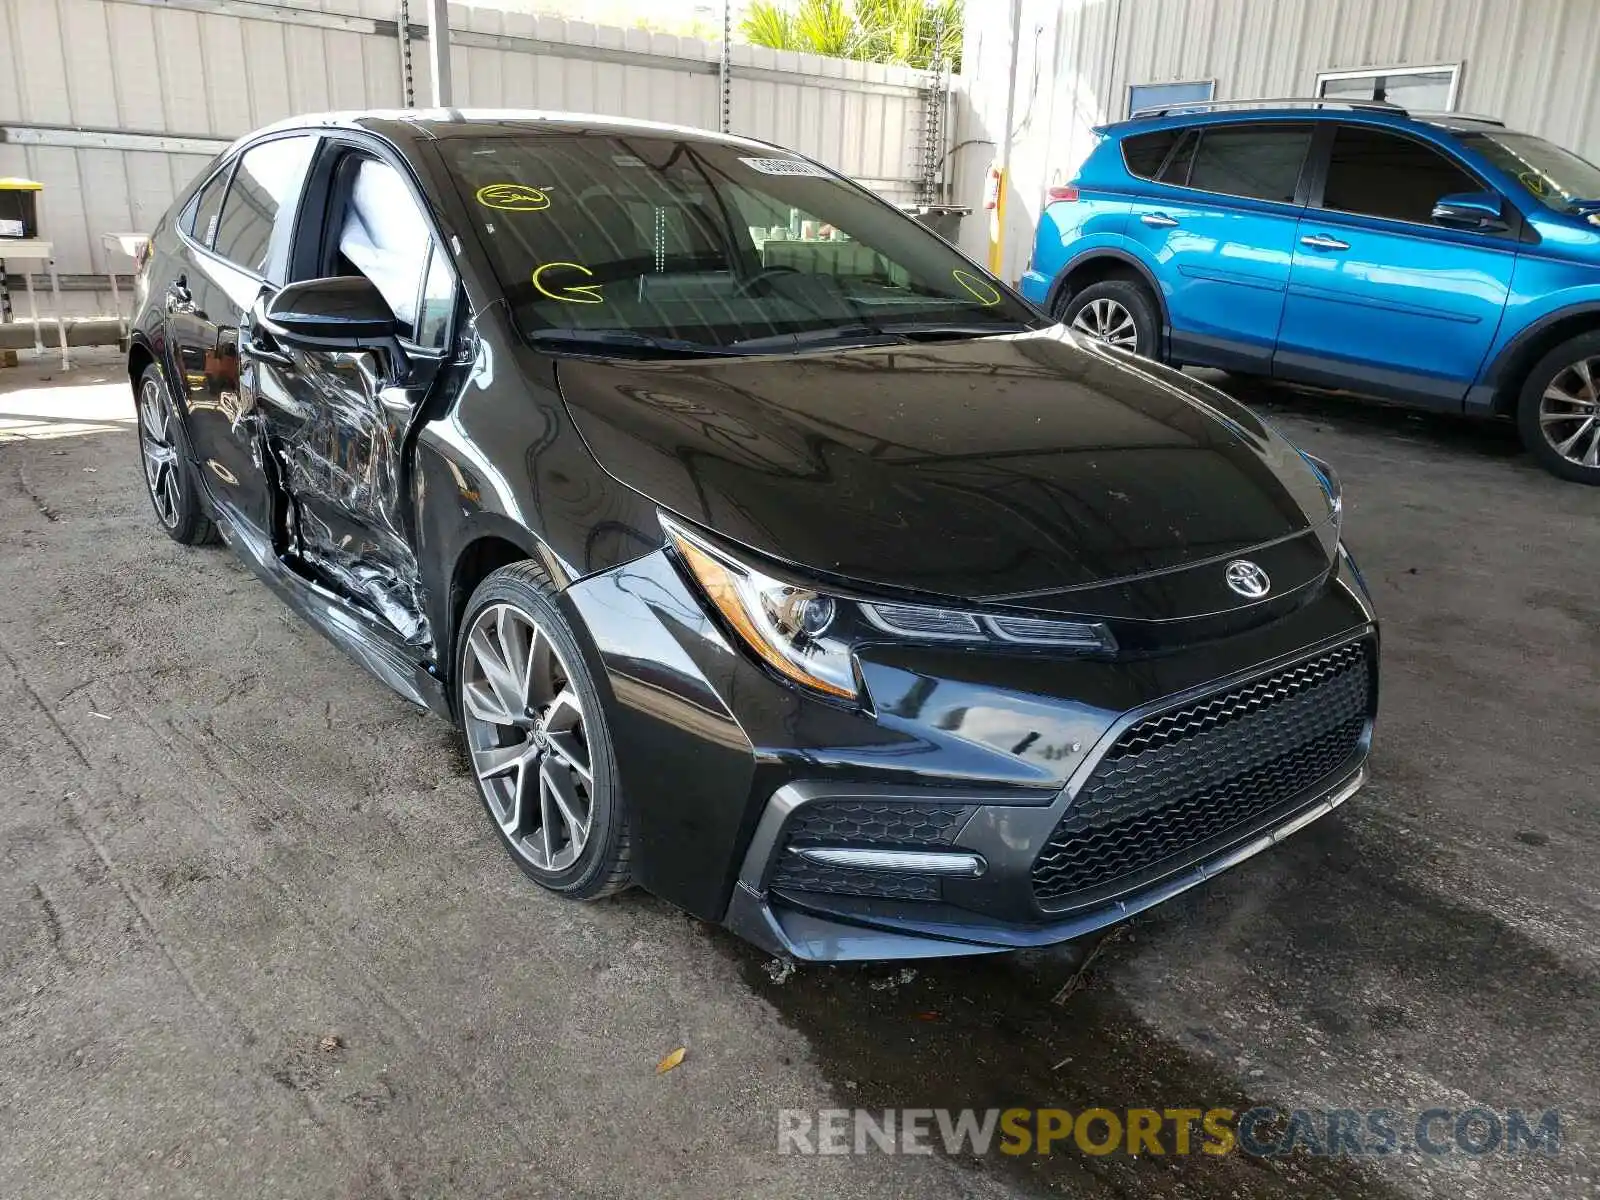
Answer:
[1046, 185, 1080, 204]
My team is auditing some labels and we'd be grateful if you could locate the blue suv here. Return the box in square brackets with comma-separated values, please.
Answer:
[1021, 100, 1600, 484]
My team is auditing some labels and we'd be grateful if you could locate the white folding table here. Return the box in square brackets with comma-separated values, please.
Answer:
[0, 238, 70, 369]
[101, 232, 149, 348]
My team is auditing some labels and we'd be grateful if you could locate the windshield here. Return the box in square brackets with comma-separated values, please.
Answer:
[1463, 131, 1600, 216]
[437, 132, 1040, 353]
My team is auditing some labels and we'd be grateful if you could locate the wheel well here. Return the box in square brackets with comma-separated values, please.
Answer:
[128, 343, 154, 394]
[1054, 258, 1155, 316]
[1488, 313, 1600, 415]
[448, 535, 534, 664]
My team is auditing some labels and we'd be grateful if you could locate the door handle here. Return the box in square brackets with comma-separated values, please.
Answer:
[1141, 213, 1180, 228]
[242, 299, 294, 369]
[1300, 234, 1351, 251]
[240, 329, 293, 369]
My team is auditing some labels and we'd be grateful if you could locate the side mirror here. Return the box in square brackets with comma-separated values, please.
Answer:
[262, 275, 398, 345]
[258, 275, 409, 378]
[1432, 191, 1509, 233]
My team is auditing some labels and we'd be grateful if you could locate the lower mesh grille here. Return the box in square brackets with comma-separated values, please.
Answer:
[768, 860, 943, 901]
[768, 799, 974, 902]
[1031, 639, 1373, 906]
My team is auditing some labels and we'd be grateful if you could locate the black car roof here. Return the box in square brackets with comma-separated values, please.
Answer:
[235, 109, 782, 156]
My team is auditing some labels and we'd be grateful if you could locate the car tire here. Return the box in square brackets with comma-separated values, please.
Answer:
[456, 560, 632, 899]
[1516, 331, 1600, 485]
[135, 363, 218, 545]
[1059, 279, 1160, 360]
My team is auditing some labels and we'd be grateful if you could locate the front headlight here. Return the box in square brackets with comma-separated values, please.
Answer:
[662, 514, 1117, 704]
[663, 515, 859, 699]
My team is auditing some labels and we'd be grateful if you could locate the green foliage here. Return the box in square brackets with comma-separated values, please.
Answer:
[791, 0, 860, 59]
[741, 1, 796, 50]
[741, 0, 962, 71]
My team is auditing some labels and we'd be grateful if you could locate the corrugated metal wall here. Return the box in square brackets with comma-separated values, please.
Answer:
[0, 0, 938, 314]
[958, 0, 1600, 282]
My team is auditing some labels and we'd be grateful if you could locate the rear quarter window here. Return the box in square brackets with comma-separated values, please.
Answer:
[1122, 130, 1186, 180]
[184, 166, 231, 249]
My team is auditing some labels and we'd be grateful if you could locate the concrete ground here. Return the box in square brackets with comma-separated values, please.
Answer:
[1, 350, 1596, 1199]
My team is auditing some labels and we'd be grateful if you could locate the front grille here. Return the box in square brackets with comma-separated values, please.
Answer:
[768, 799, 974, 902]
[1031, 639, 1372, 906]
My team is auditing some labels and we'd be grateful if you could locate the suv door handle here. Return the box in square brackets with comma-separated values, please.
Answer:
[1300, 234, 1351, 251]
[1141, 213, 1179, 228]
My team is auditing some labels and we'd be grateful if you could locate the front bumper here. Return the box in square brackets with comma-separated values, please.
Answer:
[563, 547, 1378, 962]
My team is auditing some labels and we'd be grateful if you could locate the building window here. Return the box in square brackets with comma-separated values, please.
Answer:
[1316, 64, 1461, 112]
[1128, 80, 1215, 118]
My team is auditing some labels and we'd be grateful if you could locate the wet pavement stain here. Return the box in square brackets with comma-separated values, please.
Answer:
[727, 930, 1407, 1199]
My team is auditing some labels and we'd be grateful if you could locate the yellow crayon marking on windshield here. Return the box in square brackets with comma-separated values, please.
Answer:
[952, 268, 1003, 306]
[476, 182, 552, 212]
[532, 262, 604, 304]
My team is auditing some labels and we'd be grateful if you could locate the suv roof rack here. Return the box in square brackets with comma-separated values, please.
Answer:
[1129, 97, 1407, 119]
[1414, 110, 1507, 127]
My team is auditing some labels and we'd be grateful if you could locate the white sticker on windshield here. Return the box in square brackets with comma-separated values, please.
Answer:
[739, 157, 828, 177]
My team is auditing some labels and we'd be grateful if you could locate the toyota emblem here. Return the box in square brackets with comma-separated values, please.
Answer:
[1225, 560, 1271, 599]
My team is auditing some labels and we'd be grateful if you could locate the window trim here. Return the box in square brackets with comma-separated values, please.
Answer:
[1307, 120, 1518, 239]
[1129, 121, 1318, 210]
[1126, 79, 1216, 119]
[1314, 63, 1462, 112]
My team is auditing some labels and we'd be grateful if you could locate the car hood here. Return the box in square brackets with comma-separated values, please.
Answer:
[555, 328, 1338, 620]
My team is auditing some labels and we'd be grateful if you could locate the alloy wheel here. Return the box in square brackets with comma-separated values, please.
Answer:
[1070, 298, 1138, 349]
[1539, 356, 1600, 469]
[461, 602, 594, 872]
[137, 376, 182, 528]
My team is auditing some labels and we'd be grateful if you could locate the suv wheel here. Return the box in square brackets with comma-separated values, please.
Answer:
[456, 561, 632, 898]
[1517, 331, 1600, 485]
[1060, 280, 1159, 359]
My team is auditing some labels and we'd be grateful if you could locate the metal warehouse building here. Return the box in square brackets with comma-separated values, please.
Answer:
[959, 0, 1600, 279]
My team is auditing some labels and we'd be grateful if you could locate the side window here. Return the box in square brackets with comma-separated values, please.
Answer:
[1321, 125, 1484, 226]
[336, 157, 442, 343]
[1187, 124, 1312, 204]
[185, 166, 231, 249]
[213, 135, 318, 280]
[1122, 129, 1185, 181]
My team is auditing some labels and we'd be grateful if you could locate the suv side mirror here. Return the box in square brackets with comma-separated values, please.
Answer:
[1432, 191, 1510, 233]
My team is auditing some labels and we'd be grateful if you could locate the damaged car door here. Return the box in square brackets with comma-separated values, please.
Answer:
[240, 146, 458, 649]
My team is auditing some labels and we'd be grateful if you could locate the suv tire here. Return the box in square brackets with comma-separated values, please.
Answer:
[1060, 279, 1160, 360]
[1516, 331, 1600, 485]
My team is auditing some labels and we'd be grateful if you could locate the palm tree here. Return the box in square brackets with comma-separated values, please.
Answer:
[741, 0, 962, 71]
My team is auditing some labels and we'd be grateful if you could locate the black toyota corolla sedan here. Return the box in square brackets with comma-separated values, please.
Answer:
[128, 110, 1377, 961]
